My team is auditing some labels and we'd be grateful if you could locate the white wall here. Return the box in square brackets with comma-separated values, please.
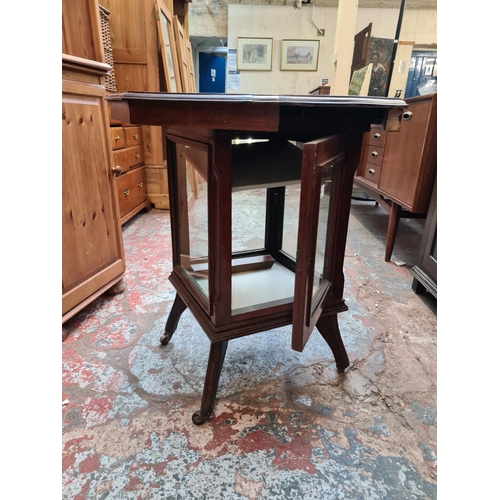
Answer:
[227, 5, 437, 95]
[227, 5, 338, 94]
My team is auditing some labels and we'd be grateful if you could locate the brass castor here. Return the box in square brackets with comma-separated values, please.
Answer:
[160, 331, 173, 346]
[192, 410, 208, 425]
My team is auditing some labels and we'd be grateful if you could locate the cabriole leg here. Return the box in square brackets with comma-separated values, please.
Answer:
[160, 293, 187, 346]
[192, 340, 229, 425]
[316, 314, 350, 372]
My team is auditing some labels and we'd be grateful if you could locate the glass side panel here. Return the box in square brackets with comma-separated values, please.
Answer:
[282, 184, 300, 260]
[312, 166, 333, 296]
[232, 188, 266, 253]
[176, 143, 209, 303]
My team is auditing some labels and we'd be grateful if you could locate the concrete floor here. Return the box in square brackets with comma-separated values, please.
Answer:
[62, 188, 437, 499]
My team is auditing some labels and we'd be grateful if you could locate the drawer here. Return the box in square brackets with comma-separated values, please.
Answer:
[365, 125, 387, 147]
[113, 146, 145, 174]
[127, 145, 144, 168]
[110, 126, 125, 150]
[116, 166, 148, 218]
[361, 161, 381, 185]
[361, 144, 384, 167]
[124, 126, 143, 147]
[112, 149, 129, 174]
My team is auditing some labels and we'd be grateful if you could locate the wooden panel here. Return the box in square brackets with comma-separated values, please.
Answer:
[146, 166, 170, 209]
[62, 80, 125, 298]
[102, 0, 147, 49]
[116, 166, 148, 218]
[113, 64, 149, 92]
[62, 0, 105, 62]
[111, 126, 125, 149]
[378, 95, 436, 210]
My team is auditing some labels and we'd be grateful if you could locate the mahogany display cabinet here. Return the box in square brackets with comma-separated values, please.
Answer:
[108, 93, 406, 424]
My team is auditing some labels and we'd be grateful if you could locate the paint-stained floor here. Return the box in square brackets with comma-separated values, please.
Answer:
[62, 189, 437, 499]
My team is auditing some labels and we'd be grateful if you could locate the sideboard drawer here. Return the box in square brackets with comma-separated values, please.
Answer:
[361, 144, 384, 168]
[111, 126, 125, 150]
[116, 166, 148, 218]
[124, 126, 143, 147]
[365, 125, 387, 147]
[361, 162, 381, 185]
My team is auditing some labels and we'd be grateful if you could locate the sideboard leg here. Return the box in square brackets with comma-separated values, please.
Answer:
[160, 293, 187, 346]
[192, 340, 229, 425]
[316, 314, 350, 372]
[385, 202, 401, 262]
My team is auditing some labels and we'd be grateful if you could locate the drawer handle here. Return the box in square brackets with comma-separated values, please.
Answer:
[138, 182, 143, 188]
[402, 111, 413, 121]
[373, 133, 381, 140]
[371, 151, 378, 158]
[115, 135, 120, 141]
[368, 168, 376, 176]
[111, 165, 122, 176]
[135, 153, 140, 159]
[133, 133, 138, 139]
[124, 188, 130, 196]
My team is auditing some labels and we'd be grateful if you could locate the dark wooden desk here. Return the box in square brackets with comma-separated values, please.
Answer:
[108, 93, 406, 424]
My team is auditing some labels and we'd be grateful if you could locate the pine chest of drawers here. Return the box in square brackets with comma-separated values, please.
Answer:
[110, 125, 152, 223]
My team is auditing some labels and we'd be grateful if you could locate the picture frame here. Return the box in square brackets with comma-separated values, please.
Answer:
[237, 38, 273, 71]
[281, 39, 320, 71]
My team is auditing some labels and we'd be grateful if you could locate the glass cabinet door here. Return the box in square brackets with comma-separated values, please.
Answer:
[168, 139, 210, 311]
[292, 134, 347, 352]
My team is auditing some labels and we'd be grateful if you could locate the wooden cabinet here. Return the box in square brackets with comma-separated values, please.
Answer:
[354, 94, 437, 261]
[108, 92, 406, 424]
[62, 0, 127, 324]
[411, 180, 437, 298]
[110, 124, 152, 223]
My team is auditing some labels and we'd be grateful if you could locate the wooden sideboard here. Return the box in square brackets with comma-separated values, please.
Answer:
[62, 0, 127, 325]
[353, 94, 437, 261]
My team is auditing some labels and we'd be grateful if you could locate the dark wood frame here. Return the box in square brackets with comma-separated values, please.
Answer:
[107, 92, 406, 424]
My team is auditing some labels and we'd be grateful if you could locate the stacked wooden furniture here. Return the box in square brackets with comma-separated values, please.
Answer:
[353, 94, 437, 262]
[101, 0, 193, 211]
[62, 0, 126, 325]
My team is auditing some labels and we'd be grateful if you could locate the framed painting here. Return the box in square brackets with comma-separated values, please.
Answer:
[367, 37, 393, 96]
[154, 0, 180, 92]
[281, 40, 320, 71]
[237, 38, 273, 71]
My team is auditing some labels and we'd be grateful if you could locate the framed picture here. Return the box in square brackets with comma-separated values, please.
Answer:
[237, 38, 273, 71]
[281, 39, 320, 71]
